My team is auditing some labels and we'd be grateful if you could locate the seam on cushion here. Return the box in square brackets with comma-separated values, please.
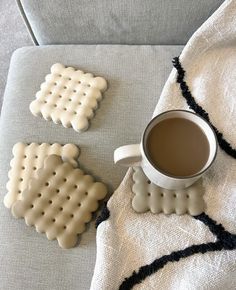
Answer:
[16, 0, 39, 45]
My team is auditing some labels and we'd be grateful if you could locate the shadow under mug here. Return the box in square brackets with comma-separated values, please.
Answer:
[114, 110, 218, 190]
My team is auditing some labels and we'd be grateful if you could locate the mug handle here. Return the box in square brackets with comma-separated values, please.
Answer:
[114, 144, 142, 166]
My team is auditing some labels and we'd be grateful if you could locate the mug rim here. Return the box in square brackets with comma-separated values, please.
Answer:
[142, 109, 218, 180]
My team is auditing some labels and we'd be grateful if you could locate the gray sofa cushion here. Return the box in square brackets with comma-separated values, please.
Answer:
[17, 0, 223, 45]
[0, 44, 183, 289]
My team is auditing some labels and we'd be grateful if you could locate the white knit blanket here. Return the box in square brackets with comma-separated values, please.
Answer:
[91, 1, 236, 289]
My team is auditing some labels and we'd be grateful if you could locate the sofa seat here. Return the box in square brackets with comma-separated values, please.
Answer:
[0, 44, 183, 290]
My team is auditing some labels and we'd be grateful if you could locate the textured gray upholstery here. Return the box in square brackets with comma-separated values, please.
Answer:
[0, 45, 183, 289]
[17, 0, 223, 45]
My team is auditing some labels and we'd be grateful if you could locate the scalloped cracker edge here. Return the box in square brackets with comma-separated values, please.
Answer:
[12, 155, 107, 249]
[4, 142, 80, 208]
[29, 63, 108, 132]
[132, 167, 205, 216]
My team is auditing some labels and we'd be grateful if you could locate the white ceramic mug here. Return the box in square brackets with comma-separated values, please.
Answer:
[114, 110, 217, 190]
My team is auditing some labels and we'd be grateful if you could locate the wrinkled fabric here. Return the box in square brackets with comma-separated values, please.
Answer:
[91, 1, 236, 289]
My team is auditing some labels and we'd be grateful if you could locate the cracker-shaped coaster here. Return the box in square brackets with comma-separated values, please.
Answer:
[11, 155, 107, 249]
[4, 143, 80, 209]
[29, 63, 108, 132]
[132, 167, 205, 216]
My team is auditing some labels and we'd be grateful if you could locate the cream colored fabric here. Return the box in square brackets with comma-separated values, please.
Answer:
[91, 0, 236, 289]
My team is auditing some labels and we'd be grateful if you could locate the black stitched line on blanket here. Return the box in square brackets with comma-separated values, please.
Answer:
[119, 213, 236, 290]
[172, 56, 236, 159]
[95, 202, 110, 228]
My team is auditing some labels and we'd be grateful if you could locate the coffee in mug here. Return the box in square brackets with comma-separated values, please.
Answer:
[146, 117, 210, 177]
[114, 110, 217, 190]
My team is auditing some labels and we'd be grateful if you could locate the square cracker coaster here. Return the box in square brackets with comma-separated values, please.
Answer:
[29, 63, 108, 132]
[11, 155, 107, 249]
[132, 167, 205, 216]
[4, 142, 80, 209]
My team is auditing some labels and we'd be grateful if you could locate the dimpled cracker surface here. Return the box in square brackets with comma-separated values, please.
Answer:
[11, 155, 108, 249]
[4, 143, 80, 209]
[29, 63, 108, 132]
[132, 167, 205, 216]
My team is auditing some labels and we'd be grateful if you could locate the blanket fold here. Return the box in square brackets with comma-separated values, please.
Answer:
[91, 0, 236, 289]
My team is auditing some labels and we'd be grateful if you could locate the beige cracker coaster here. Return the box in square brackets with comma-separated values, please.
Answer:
[11, 155, 107, 249]
[29, 63, 108, 132]
[4, 143, 80, 209]
[132, 167, 205, 216]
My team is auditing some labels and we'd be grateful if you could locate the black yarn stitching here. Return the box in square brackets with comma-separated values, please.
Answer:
[119, 213, 236, 290]
[119, 57, 236, 289]
[172, 56, 236, 159]
[194, 213, 236, 250]
[95, 202, 110, 228]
